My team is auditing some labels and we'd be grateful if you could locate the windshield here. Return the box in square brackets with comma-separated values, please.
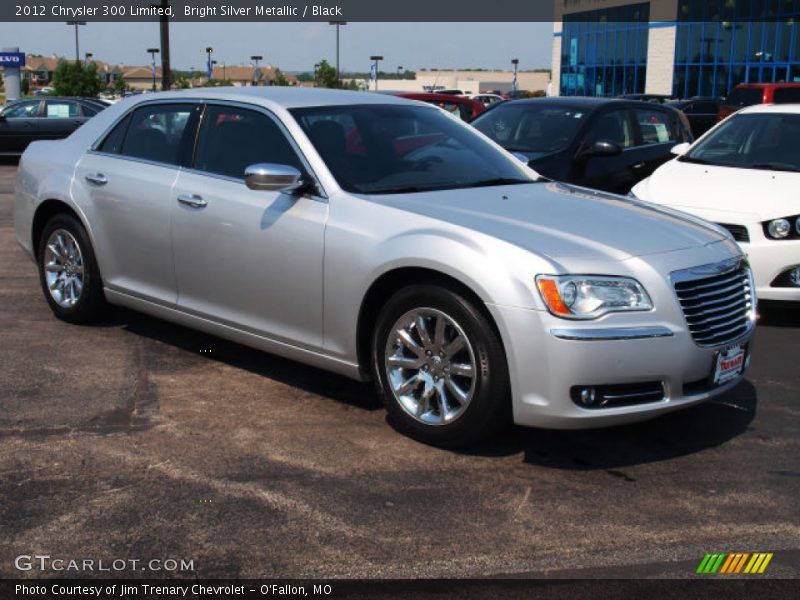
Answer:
[471, 103, 590, 154]
[291, 104, 534, 194]
[681, 113, 800, 172]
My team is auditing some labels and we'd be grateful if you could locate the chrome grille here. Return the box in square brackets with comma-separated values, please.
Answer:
[672, 259, 755, 348]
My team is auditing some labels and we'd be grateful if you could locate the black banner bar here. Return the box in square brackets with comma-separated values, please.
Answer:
[2, 1, 556, 23]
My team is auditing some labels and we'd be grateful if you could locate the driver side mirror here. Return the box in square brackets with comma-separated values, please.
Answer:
[244, 163, 304, 192]
[578, 140, 622, 159]
[670, 142, 691, 156]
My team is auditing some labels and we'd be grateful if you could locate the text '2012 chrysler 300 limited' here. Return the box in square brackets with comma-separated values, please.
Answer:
[14, 88, 756, 447]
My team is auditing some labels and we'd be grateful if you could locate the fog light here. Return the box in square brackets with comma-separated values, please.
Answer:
[768, 218, 791, 239]
[790, 267, 800, 287]
[579, 387, 597, 407]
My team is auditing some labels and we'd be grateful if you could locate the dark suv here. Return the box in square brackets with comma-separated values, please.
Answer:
[717, 83, 800, 121]
[471, 97, 693, 194]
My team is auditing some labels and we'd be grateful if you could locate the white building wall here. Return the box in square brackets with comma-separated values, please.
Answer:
[644, 25, 677, 95]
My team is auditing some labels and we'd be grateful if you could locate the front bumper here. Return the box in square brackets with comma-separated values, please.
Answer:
[487, 304, 754, 430]
[738, 237, 800, 302]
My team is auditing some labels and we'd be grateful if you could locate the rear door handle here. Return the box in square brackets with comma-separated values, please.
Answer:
[177, 194, 208, 209]
[85, 172, 107, 186]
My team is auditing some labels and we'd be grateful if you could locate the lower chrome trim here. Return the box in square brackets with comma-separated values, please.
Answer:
[550, 326, 674, 341]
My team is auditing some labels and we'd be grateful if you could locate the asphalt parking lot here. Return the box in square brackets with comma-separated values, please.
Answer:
[0, 162, 798, 580]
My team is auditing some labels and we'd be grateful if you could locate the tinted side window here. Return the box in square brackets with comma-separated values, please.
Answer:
[584, 110, 634, 148]
[193, 105, 303, 179]
[120, 104, 195, 165]
[97, 114, 132, 154]
[2, 101, 40, 118]
[774, 88, 800, 103]
[45, 101, 80, 118]
[634, 108, 677, 144]
[81, 104, 99, 117]
[695, 102, 718, 113]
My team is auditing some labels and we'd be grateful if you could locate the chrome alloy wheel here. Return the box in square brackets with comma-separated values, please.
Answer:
[43, 229, 85, 308]
[384, 308, 477, 425]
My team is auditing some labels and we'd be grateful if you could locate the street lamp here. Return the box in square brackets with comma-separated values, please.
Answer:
[251, 55, 263, 86]
[147, 47, 160, 91]
[66, 21, 86, 63]
[370, 55, 383, 90]
[511, 58, 519, 94]
[329, 21, 347, 81]
[397, 65, 404, 78]
[151, 1, 172, 90]
[206, 46, 213, 80]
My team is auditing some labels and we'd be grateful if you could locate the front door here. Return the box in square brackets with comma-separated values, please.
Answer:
[171, 103, 327, 349]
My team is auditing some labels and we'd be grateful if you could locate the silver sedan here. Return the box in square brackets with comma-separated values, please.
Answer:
[14, 88, 756, 446]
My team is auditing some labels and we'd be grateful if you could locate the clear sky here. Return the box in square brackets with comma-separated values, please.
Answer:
[0, 21, 553, 72]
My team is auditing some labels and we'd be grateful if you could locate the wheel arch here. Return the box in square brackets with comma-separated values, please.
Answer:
[355, 267, 507, 379]
[31, 200, 86, 261]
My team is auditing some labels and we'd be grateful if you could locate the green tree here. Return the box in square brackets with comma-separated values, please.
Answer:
[203, 78, 233, 87]
[273, 69, 291, 87]
[113, 75, 128, 95]
[173, 75, 191, 89]
[52, 61, 104, 97]
[314, 60, 339, 89]
[21, 78, 30, 95]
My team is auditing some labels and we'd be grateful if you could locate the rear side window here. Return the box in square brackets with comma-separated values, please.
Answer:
[96, 114, 132, 154]
[583, 109, 635, 148]
[119, 103, 196, 165]
[634, 108, 678, 144]
[45, 101, 80, 118]
[726, 87, 764, 107]
[193, 105, 303, 179]
[773, 88, 800, 103]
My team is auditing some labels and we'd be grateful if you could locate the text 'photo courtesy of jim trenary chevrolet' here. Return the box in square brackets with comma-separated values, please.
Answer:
[0, 1, 798, 598]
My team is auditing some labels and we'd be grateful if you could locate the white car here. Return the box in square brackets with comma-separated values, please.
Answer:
[632, 104, 800, 303]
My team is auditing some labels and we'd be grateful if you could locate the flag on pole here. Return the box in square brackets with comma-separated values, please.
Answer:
[206, 55, 213, 79]
[512, 71, 518, 94]
[370, 62, 378, 83]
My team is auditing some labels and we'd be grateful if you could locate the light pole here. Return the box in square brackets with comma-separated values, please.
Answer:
[329, 21, 347, 82]
[84, 52, 93, 68]
[511, 58, 519, 95]
[147, 47, 160, 91]
[370, 55, 383, 90]
[66, 21, 86, 63]
[397, 65, 403, 78]
[251, 55, 263, 86]
[205, 46, 213, 80]
[313, 62, 320, 85]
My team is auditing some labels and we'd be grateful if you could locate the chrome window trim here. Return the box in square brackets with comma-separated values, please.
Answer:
[550, 326, 674, 341]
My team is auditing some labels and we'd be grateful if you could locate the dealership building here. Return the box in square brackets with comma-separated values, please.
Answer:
[551, 0, 800, 98]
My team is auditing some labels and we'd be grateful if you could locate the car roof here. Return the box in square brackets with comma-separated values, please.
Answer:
[732, 82, 800, 89]
[391, 92, 479, 104]
[122, 86, 411, 110]
[738, 103, 800, 115]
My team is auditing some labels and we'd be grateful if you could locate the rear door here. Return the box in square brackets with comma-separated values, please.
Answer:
[0, 100, 41, 154]
[39, 99, 90, 141]
[629, 106, 685, 179]
[73, 101, 201, 305]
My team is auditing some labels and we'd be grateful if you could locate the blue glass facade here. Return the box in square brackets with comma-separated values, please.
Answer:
[558, 1, 800, 98]
[559, 3, 650, 96]
[673, 0, 800, 97]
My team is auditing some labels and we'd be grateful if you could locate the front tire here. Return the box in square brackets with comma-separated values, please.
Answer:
[371, 284, 510, 447]
[37, 213, 107, 324]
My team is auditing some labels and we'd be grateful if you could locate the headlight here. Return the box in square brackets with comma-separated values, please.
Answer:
[796, 217, 800, 236]
[767, 218, 791, 239]
[536, 275, 653, 320]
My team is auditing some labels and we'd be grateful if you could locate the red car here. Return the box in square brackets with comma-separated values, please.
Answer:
[717, 82, 800, 121]
[390, 93, 486, 122]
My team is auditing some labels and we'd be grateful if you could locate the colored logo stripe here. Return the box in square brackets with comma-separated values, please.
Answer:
[697, 552, 773, 574]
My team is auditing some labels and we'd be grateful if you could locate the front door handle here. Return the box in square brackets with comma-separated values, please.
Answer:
[177, 194, 208, 209]
[85, 172, 108, 186]
[632, 162, 646, 169]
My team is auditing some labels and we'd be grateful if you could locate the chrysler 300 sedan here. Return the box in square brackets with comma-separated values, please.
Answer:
[15, 88, 756, 446]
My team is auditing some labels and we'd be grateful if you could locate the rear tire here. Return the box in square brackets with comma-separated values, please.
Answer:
[37, 213, 107, 324]
[371, 284, 511, 447]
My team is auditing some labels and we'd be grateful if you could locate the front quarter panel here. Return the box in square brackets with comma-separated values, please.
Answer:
[321, 192, 555, 361]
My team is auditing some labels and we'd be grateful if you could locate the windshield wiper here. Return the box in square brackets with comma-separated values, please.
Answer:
[463, 178, 533, 188]
[678, 155, 713, 165]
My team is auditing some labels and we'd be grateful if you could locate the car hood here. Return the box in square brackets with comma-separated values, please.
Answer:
[372, 181, 730, 262]
[633, 159, 800, 221]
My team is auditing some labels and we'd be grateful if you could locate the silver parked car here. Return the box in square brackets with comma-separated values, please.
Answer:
[15, 88, 756, 446]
